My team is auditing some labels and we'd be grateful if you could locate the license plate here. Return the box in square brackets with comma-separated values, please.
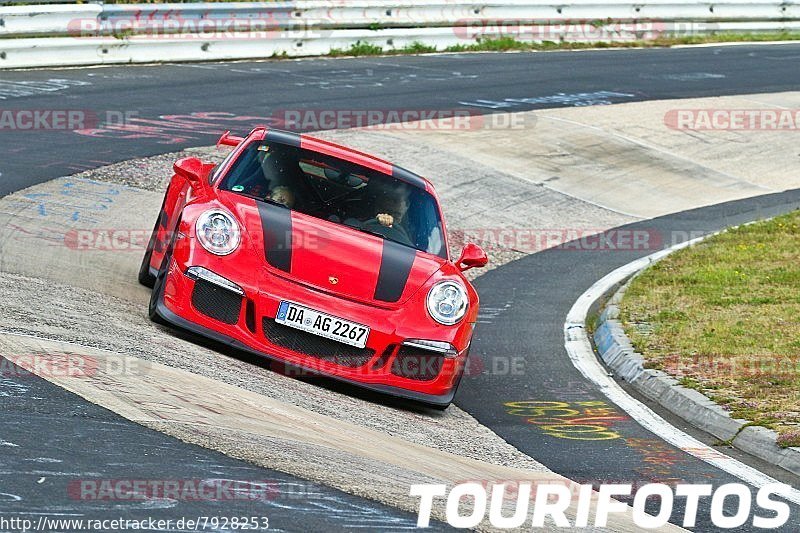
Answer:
[275, 301, 370, 349]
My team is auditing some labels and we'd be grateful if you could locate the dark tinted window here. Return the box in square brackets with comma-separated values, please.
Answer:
[219, 141, 446, 258]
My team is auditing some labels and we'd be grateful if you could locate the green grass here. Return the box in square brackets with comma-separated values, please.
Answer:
[319, 32, 800, 59]
[328, 40, 442, 57]
[620, 211, 800, 447]
[451, 31, 800, 50]
[328, 41, 385, 57]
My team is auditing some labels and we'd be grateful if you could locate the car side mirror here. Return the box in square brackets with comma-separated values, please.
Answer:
[173, 157, 209, 195]
[456, 243, 488, 271]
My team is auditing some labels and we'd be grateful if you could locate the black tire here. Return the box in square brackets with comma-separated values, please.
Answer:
[138, 246, 156, 288]
[148, 264, 168, 326]
[148, 218, 179, 325]
[138, 208, 165, 288]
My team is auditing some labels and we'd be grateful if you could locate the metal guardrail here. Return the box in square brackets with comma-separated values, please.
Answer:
[3, 1, 800, 38]
[0, 0, 78, 4]
[0, 1, 798, 68]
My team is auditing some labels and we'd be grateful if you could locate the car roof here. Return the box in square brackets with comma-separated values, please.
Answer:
[251, 127, 436, 194]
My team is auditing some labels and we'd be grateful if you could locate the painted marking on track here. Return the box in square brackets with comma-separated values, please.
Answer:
[7, 179, 122, 225]
[539, 379, 597, 402]
[564, 235, 800, 505]
[85, 73, 155, 80]
[640, 72, 726, 82]
[624, 437, 704, 484]
[460, 90, 636, 110]
[73, 111, 281, 144]
[291, 68, 478, 90]
[504, 400, 627, 441]
[0, 79, 91, 100]
[476, 302, 512, 324]
[0, 376, 30, 398]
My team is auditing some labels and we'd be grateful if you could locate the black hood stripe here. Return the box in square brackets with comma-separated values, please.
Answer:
[257, 202, 293, 272]
[374, 240, 416, 303]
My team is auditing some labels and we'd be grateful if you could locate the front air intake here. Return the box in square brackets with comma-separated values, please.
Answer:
[391, 345, 444, 381]
[262, 318, 374, 368]
[191, 279, 243, 325]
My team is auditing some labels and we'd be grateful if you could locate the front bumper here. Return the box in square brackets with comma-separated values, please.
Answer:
[154, 261, 470, 407]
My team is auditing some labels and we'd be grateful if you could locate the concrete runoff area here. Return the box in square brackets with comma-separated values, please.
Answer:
[0, 333, 686, 532]
[371, 91, 800, 218]
[0, 349, 437, 532]
[1, 92, 799, 528]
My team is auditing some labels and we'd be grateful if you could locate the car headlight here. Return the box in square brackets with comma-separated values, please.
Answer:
[427, 280, 468, 325]
[196, 209, 240, 255]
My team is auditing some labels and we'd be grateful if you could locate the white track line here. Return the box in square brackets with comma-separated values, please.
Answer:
[563, 236, 800, 505]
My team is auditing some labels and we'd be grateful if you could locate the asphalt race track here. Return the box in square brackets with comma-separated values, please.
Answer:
[0, 359, 433, 532]
[459, 190, 800, 532]
[3, 45, 800, 196]
[2, 44, 800, 530]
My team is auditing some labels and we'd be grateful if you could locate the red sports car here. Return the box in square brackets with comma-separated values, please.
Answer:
[139, 128, 487, 408]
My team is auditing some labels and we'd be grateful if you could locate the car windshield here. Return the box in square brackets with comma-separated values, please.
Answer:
[218, 141, 447, 258]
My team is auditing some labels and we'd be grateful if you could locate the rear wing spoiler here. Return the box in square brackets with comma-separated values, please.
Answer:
[217, 130, 244, 148]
